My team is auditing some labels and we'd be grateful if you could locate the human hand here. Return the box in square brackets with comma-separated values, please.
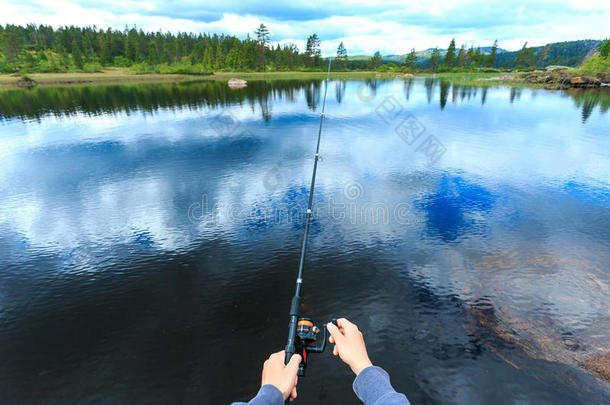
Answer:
[261, 351, 301, 401]
[327, 318, 373, 376]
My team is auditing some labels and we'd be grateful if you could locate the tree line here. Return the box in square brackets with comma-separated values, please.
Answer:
[0, 23, 328, 74]
[1, 23, 607, 74]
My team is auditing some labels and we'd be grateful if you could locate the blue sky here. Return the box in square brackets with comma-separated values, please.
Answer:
[2, 0, 609, 54]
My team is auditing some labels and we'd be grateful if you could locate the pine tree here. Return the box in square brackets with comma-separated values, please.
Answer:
[336, 41, 347, 69]
[456, 45, 467, 67]
[254, 23, 269, 71]
[71, 39, 83, 68]
[305, 34, 321, 68]
[515, 42, 535, 68]
[486, 39, 498, 67]
[473, 47, 483, 67]
[368, 51, 382, 70]
[405, 48, 417, 69]
[466, 45, 475, 67]
[1, 27, 23, 65]
[203, 47, 213, 69]
[147, 42, 158, 65]
[214, 45, 224, 69]
[428, 47, 441, 71]
[100, 30, 112, 64]
[311, 34, 322, 67]
[443, 38, 456, 68]
[125, 28, 137, 62]
[601, 39, 610, 59]
[537, 44, 550, 67]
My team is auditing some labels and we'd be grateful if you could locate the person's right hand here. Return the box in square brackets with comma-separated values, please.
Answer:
[326, 318, 373, 376]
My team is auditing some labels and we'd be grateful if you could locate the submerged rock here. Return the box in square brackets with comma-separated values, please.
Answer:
[228, 78, 247, 89]
[584, 354, 610, 381]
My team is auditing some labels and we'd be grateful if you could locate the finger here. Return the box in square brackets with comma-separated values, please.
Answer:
[286, 353, 302, 374]
[290, 386, 297, 400]
[270, 351, 284, 362]
[329, 335, 335, 344]
[337, 318, 356, 330]
[333, 346, 339, 356]
[327, 322, 345, 341]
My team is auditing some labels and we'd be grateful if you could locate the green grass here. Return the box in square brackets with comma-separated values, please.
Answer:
[1, 69, 593, 90]
[571, 53, 610, 76]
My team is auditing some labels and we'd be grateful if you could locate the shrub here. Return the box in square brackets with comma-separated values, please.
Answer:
[82, 62, 103, 73]
[600, 39, 610, 59]
[112, 56, 132, 67]
[575, 53, 610, 75]
[0, 55, 17, 73]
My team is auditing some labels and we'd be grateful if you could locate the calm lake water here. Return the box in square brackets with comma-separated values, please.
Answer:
[0, 78, 609, 404]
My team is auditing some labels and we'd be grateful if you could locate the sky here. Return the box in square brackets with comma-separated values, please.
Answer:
[1, 0, 609, 55]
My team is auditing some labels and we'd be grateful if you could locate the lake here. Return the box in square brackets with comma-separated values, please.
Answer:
[0, 78, 609, 404]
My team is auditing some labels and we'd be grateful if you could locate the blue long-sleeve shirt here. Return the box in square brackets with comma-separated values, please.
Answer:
[232, 366, 410, 405]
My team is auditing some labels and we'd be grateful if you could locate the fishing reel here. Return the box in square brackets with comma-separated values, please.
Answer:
[294, 317, 327, 376]
[292, 317, 339, 376]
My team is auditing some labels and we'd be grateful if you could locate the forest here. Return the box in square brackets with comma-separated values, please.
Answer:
[0, 23, 607, 74]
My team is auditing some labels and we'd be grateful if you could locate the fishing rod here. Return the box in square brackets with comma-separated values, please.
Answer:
[284, 57, 336, 377]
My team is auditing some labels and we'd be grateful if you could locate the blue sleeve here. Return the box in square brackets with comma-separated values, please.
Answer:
[353, 366, 410, 405]
[232, 384, 284, 405]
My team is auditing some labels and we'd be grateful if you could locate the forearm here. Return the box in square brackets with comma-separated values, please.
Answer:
[232, 385, 284, 405]
[353, 366, 410, 405]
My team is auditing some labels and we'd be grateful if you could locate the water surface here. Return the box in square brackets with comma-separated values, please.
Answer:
[0, 79, 609, 404]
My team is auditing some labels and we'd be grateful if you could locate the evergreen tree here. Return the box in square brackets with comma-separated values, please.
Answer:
[305, 34, 321, 68]
[254, 23, 269, 71]
[456, 45, 467, 67]
[405, 48, 417, 69]
[368, 51, 382, 70]
[474, 47, 483, 67]
[336, 41, 347, 69]
[537, 44, 550, 67]
[443, 38, 456, 68]
[486, 39, 498, 67]
[100, 30, 112, 64]
[428, 47, 441, 71]
[71, 39, 83, 68]
[599, 38, 610, 59]
[515, 42, 535, 67]
[203, 47, 213, 69]
[125, 28, 137, 62]
[147, 42, 158, 65]
[466, 45, 475, 67]
[0, 26, 23, 65]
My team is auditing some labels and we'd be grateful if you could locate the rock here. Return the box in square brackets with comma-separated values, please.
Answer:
[403, 73, 414, 78]
[583, 353, 610, 381]
[228, 78, 247, 89]
[569, 76, 600, 87]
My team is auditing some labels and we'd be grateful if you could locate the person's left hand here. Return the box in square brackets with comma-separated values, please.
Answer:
[261, 351, 301, 401]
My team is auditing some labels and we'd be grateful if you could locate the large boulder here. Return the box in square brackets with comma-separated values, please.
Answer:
[570, 76, 586, 85]
[228, 78, 247, 89]
[570, 76, 600, 87]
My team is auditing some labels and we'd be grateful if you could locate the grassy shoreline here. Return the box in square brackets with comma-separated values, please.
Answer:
[0, 68, 400, 88]
[0, 69, 606, 90]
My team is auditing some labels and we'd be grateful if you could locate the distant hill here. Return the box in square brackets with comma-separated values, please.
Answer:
[348, 40, 600, 68]
[494, 40, 601, 68]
